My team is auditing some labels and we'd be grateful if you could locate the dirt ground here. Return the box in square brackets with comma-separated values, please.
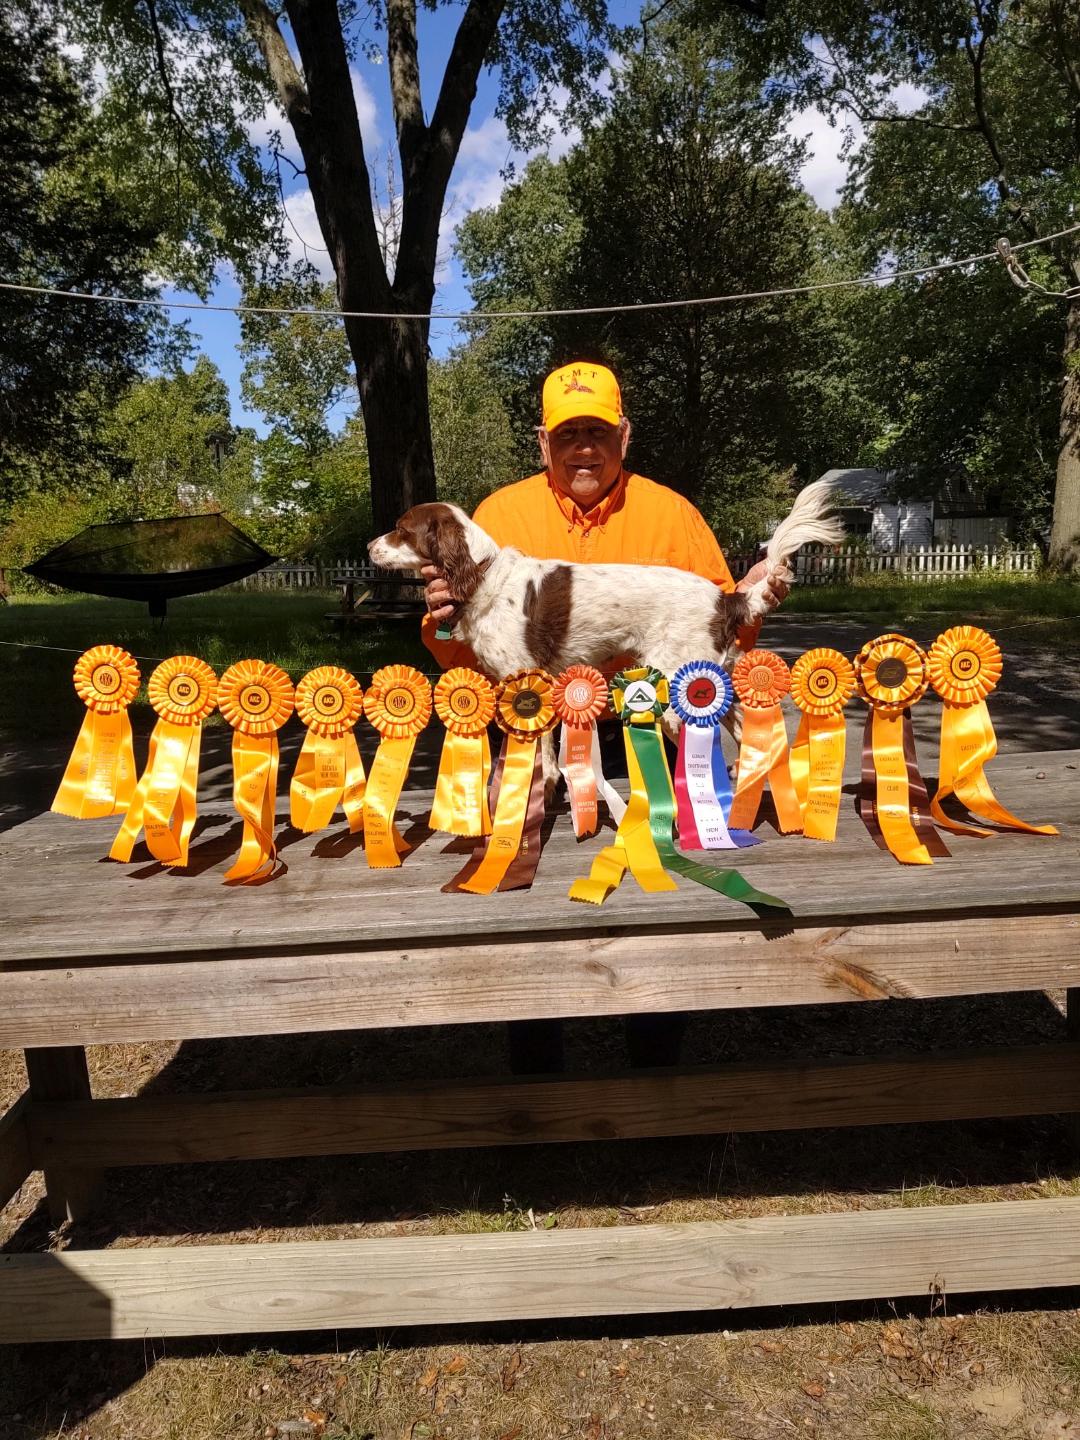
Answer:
[2, 614, 1080, 1439]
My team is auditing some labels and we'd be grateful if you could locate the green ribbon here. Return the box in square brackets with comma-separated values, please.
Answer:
[626, 722, 791, 913]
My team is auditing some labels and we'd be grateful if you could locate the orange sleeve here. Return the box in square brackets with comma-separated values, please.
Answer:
[682, 502, 736, 592]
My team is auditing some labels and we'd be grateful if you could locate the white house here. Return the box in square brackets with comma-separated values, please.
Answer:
[819, 468, 1013, 550]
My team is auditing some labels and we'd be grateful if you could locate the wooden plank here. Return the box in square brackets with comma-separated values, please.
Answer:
[2, 910, 1079, 1048]
[25, 1044, 1080, 1168]
[0, 1093, 31, 1212]
[3, 1198, 1079, 1342]
[0, 750, 1075, 968]
[24, 1049, 103, 1224]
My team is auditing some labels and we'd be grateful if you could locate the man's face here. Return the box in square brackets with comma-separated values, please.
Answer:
[540, 417, 627, 508]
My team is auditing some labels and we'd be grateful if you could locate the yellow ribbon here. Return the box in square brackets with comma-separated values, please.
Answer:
[728, 650, 802, 833]
[290, 666, 366, 834]
[569, 710, 678, 903]
[789, 648, 855, 842]
[927, 626, 1057, 837]
[53, 645, 140, 819]
[855, 633, 941, 865]
[218, 659, 295, 883]
[362, 665, 432, 867]
[109, 656, 217, 865]
[455, 669, 556, 894]
[429, 668, 495, 837]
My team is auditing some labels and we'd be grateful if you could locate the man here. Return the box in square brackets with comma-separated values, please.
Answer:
[423, 361, 787, 663]
[421, 361, 789, 1071]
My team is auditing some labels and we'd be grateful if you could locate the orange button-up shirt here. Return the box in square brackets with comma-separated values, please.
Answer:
[422, 469, 736, 669]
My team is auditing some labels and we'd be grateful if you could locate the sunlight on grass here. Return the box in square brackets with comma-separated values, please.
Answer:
[0, 589, 429, 741]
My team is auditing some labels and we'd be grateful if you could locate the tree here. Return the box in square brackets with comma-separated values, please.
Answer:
[694, 0, 1080, 564]
[456, 32, 848, 545]
[428, 349, 519, 513]
[70, 0, 618, 535]
[0, 4, 178, 508]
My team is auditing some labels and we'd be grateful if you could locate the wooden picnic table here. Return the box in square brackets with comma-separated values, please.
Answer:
[1, 746, 1079, 1342]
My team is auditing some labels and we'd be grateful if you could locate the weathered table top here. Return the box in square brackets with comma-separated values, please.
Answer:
[1, 746, 1076, 970]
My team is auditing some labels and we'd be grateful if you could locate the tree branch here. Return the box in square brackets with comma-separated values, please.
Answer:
[387, 0, 425, 176]
[236, 0, 311, 145]
[963, 5, 1036, 237]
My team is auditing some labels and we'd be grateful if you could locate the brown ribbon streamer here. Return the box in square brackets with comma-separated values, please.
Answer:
[442, 737, 545, 893]
[859, 709, 950, 858]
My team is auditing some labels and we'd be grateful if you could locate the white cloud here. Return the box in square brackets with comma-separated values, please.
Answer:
[281, 187, 336, 281]
[787, 81, 929, 210]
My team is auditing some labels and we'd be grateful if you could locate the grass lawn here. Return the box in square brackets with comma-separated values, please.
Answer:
[0, 588, 429, 742]
[786, 570, 1080, 628]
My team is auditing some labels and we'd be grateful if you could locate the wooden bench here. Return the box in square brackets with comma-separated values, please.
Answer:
[1, 747, 1078, 1342]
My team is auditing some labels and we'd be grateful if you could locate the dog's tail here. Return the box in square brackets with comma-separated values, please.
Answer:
[743, 479, 844, 620]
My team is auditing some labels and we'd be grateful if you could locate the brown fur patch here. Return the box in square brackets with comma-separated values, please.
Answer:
[523, 565, 574, 671]
[710, 589, 754, 657]
[395, 503, 483, 600]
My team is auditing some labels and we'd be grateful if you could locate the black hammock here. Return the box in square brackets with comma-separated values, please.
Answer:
[24, 513, 276, 618]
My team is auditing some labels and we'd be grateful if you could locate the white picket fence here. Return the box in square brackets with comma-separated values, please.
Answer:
[241, 543, 1041, 591]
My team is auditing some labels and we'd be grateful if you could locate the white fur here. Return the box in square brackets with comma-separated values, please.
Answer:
[368, 480, 843, 683]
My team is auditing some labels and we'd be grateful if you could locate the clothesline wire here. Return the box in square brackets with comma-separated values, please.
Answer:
[2, 222, 1078, 322]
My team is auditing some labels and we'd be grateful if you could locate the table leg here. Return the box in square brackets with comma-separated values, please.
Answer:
[24, 1047, 104, 1224]
[1067, 989, 1080, 1151]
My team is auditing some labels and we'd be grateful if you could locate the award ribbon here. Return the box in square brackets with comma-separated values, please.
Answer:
[290, 666, 366, 834]
[789, 648, 855, 842]
[570, 667, 788, 910]
[855, 633, 948, 866]
[429, 668, 495, 837]
[670, 661, 754, 850]
[552, 665, 625, 837]
[53, 645, 140, 819]
[218, 659, 295, 883]
[109, 656, 217, 866]
[446, 669, 556, 894]
[362, 665, 432, 867]
[927, 626, 1057, 837]
[727, 650, 804, 833]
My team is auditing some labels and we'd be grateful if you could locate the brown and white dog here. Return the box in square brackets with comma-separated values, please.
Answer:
[368, 478, 842, 685]
[369, 479, 842, 790]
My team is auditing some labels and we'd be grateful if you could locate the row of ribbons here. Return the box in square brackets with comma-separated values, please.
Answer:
[52, 626, 1055, 908]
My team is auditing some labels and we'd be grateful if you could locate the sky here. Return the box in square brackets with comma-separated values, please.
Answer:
[161, 7, 920, 433]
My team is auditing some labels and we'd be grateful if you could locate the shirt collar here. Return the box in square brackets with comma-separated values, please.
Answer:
[547, 469, 628, 533]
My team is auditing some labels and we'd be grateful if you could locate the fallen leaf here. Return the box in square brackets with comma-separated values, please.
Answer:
[802, 1382, 825, 1399]
[302, 1411, 326, 1430]
[496, 1429, 523, 1440]
[840, 1322, 856, 1336]
[501, 1350, 524, 1393]
[610, 1362, 629, 1379]
[756, 1341, 782, 1354]
[585, 1416, 602, 1440]
[442, 1356, 467, 1376]
[334, 1375, 348, 1393]
[417, 1367, 440, 1392]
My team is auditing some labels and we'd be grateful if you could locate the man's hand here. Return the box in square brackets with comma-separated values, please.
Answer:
[422, 564, 461, 626]
[735, 560, 790, 612]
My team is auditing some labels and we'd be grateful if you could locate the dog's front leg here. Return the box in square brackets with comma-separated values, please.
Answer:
[540, 730, 562, 805]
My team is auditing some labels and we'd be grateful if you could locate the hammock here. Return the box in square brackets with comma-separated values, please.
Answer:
[25, 514, 276, 617]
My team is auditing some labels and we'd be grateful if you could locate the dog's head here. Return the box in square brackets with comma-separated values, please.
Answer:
[368, 502, 488, 599]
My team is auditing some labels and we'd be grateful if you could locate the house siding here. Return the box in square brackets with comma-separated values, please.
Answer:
[871, 501, 934, 550]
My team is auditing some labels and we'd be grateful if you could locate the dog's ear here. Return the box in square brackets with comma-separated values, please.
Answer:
[430, 510, 483, 599]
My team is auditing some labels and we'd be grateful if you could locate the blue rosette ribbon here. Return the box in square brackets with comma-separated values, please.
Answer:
[671, 661, 757, 850]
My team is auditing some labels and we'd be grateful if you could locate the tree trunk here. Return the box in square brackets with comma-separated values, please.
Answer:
[1049, 298, 1080, 571]
[347, 311, 436, 535]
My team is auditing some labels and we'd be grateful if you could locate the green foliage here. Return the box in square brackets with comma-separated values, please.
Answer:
[456, 30, 863, 545]
[248, 420, 372, 561]
[239, 273, 354, 455]
[428, 350, 520, 513]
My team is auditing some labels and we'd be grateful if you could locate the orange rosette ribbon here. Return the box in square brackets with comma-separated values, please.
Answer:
[855, 633, 947, 866]
[927, 626, 1056, 838]
[788, 649, 855, 842]
[362, 665, 432, 867]
[727, 649, 803, 834]
[218, 659, 295, 883]
[109, 656, 217, 866]
[429, 668, 496, 837]
[552, 665, 623, 838]
[52, 645, 140, 819]
[447, 669, 557, 894]
[289, 666, 366, 834]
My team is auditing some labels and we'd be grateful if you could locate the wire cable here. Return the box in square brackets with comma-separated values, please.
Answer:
[2, 222, 1078, 322]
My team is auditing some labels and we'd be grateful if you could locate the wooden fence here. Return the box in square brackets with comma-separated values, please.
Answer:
[240, 544, 1041, 592]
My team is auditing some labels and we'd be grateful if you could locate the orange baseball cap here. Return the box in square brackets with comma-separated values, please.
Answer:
[542, 362, 623, 433]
